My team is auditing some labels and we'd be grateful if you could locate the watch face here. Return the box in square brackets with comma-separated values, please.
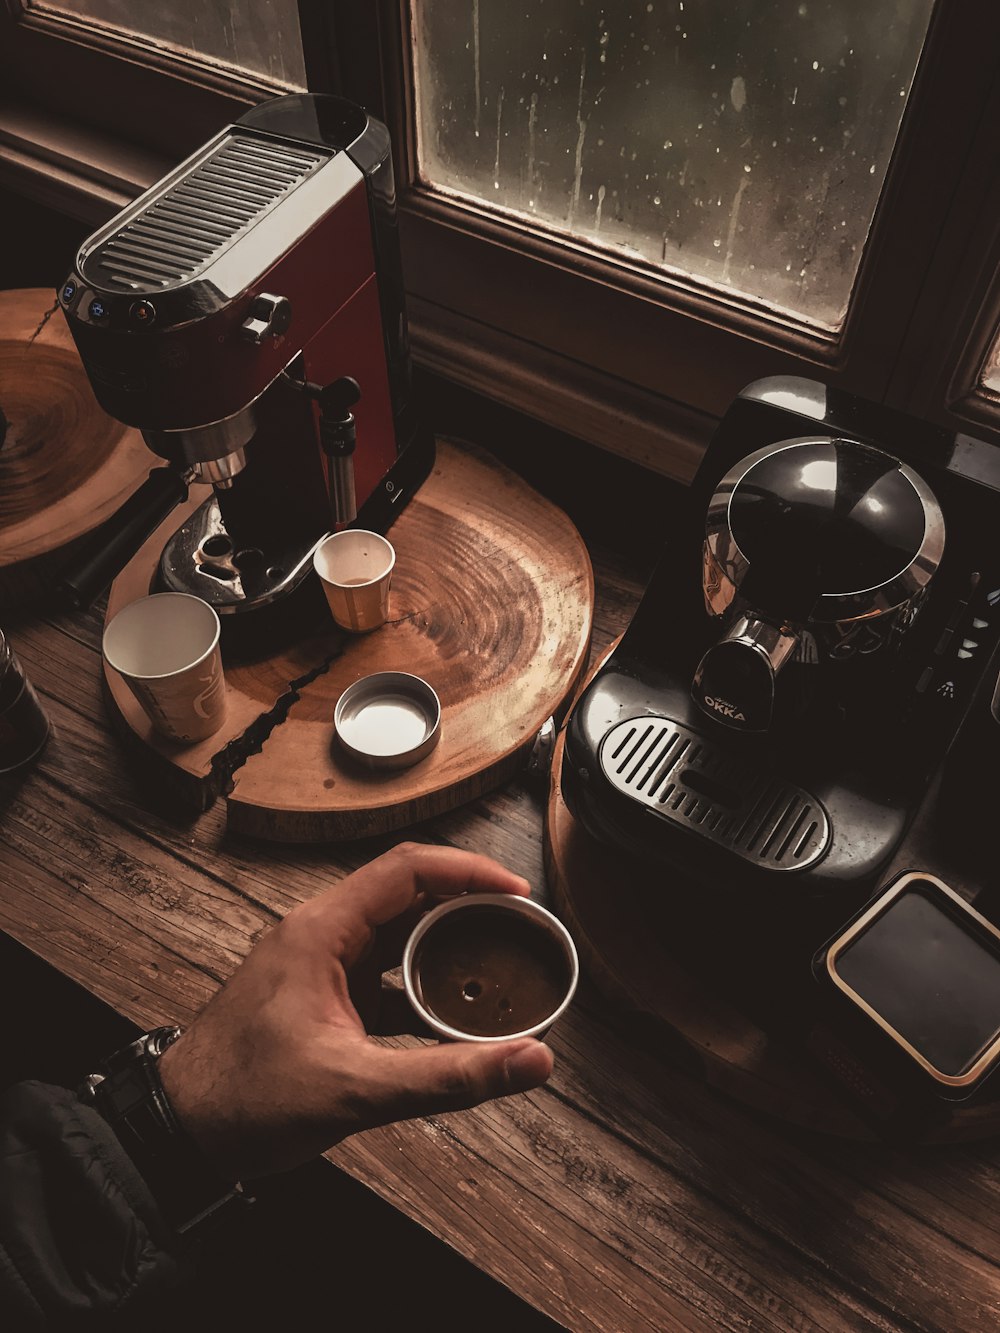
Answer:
[146, 1026, 184, 1059]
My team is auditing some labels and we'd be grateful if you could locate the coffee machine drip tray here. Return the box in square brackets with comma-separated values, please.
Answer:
[600, 715, 831, 872]
[159, 494, 319, 613]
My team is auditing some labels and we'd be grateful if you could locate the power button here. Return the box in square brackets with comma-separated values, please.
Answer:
[130, 300, 156, 327]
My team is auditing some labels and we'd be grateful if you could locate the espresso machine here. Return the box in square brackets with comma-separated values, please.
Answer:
[56, 93, 433, 613]
[561, 377, 1000, 1017]
[557, 378, 1000, 1135]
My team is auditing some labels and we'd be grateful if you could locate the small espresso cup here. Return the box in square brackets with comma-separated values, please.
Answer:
[402, 893, 579, 1042]
[313, 530, 395, 633]
[102, 592, 227, 744]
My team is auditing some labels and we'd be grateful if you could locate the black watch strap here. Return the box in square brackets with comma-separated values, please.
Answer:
[79, 1026, 251, 1242]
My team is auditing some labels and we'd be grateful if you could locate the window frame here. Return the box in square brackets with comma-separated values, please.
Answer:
[879, 61, 1000, 437]
[0, 0, 337, 219]
[330, 0, 1000, 477]
[4, 0, 1000, 478]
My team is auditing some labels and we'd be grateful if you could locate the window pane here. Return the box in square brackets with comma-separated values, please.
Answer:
[981, 333, 1000, 395]
[411, 0, 935, 331]
[39, 0, 306, 88]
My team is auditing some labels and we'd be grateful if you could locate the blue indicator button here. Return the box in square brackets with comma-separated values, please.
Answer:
[61, 281, 77, 304]
[88, 298, 109, 321]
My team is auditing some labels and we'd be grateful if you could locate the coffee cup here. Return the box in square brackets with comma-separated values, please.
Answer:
[102, 592, 227, 744]
[312, 529, 395, 633]
[402, 893, 579, 1042]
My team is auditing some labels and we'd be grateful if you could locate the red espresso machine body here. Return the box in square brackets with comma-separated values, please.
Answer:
[57, 93, 433, 613]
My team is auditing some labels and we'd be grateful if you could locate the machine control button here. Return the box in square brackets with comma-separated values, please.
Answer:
[61, 281, 77, 305]
[88, 297, 109, 321]
[129, 299, 156, 327]
[240, 293, 291, 344]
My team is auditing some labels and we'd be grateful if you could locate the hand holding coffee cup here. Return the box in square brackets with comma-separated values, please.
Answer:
[313, 529, 395, 633]
[102, 592, 227, 744]
[403, 893, 579, 1042]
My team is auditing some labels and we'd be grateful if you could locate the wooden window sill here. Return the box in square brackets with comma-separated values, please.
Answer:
[0, 100, 167, 223]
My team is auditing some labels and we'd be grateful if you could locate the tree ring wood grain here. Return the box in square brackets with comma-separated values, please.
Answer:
[103, 438, 595, 841]
[0, 288, 151, 610]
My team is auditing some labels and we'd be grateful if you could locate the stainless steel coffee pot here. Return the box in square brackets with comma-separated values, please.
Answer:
[692, 436, 946, 732]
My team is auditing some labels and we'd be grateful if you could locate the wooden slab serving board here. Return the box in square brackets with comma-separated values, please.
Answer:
[0, 287, 151, 610]
[103, 438, 595, 841]
[543, 720, 1000, 1142]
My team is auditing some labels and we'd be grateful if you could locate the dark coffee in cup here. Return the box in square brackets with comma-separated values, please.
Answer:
[404, 894, 579, 1041]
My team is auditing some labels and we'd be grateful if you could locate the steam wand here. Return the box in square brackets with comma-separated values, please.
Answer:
[301, 376, 362, 527]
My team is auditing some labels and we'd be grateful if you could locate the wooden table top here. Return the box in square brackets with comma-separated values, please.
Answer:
[2, 439, 1000, 1333]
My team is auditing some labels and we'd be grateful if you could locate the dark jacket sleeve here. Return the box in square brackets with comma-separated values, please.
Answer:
[0, 1080, 181, 1329]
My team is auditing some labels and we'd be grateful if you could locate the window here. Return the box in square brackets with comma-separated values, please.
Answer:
[41, 0, 308, 87]
[981, 343, 1000, 397]
[346, 0, 1000, 476]
[412, 0, 934, 334]
[5, 0, 1000, 479]
[0, 0, 329, 223]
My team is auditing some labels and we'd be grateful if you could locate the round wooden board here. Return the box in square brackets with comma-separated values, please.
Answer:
[0, 287, 152, 610]
[104, 438, 595, 841]
[543, 721, 1000, 1143]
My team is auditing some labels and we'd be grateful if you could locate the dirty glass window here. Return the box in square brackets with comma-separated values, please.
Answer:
[980, 335, 1000, 395]
[40, 0, 307, 87]
[411, 0, 936, 332]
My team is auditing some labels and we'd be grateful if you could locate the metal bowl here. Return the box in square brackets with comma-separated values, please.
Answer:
[401, 892, 580, 1043]
[334, 671, 441, 771]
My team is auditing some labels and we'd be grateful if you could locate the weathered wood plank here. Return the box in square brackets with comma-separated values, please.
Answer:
[2, 460, 1000, 1333]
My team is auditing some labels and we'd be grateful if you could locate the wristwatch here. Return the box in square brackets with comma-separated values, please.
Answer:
[79, 1026, 252, 1242]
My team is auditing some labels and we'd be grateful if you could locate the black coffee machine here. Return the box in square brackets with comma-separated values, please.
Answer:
[562, 377, 1000, 945]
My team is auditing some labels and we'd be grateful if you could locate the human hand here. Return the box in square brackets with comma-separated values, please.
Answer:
[158, 842, 555, 1181]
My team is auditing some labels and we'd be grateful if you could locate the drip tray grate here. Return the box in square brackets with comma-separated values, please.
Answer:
[598, 715, 830, 871]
